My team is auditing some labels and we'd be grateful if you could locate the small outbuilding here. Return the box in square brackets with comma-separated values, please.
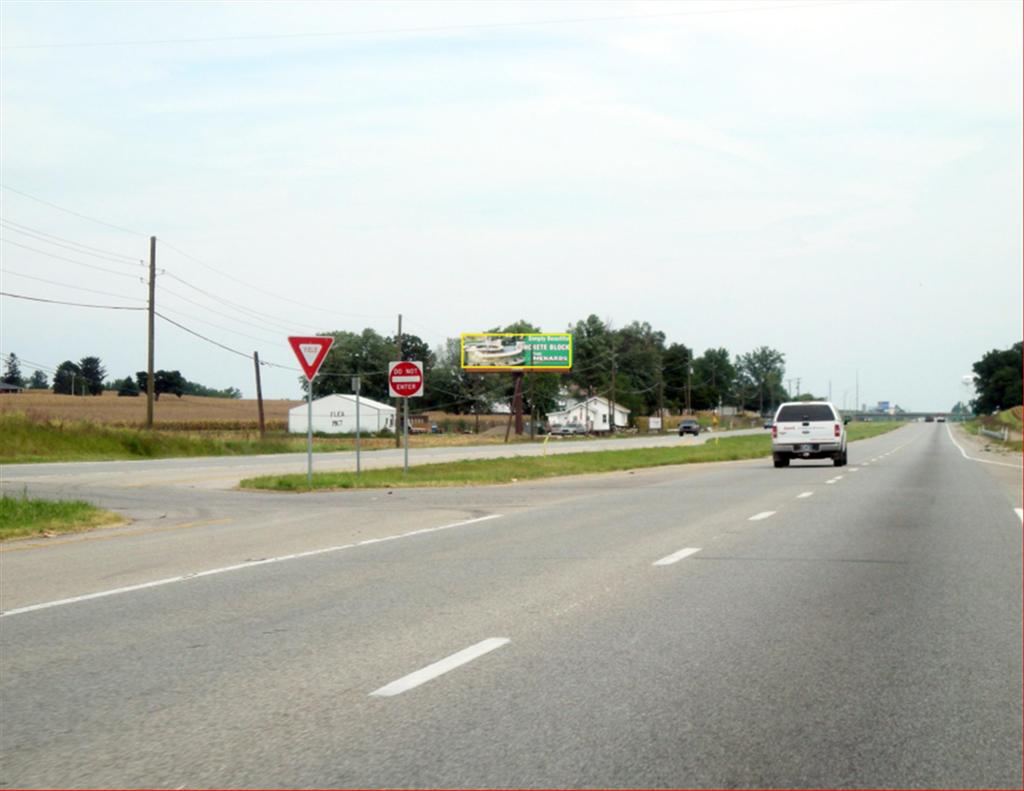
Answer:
[547, 396, 631, 433]
[288, 393, 396, 434]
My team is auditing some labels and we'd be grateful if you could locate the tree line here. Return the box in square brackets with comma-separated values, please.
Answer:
[303, 316, 790, 420]
[1, 354, 240, 399]
[970, 341, 1023, 414]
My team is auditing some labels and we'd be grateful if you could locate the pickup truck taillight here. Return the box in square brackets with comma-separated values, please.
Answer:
[834, 423, 841, 437]
[772, 425, 778, 439]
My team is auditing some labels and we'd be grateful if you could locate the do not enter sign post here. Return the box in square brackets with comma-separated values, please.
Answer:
[389, 361, 424, 475]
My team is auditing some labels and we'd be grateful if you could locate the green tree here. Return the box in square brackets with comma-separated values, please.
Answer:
[567, 314, 613, 398]
[663, 343, 693, 412]
[737, 346, 786, 415]
[78, 356, 107, 396]
[136, 370, 186, 400]
[611, 321, 666, 419]
[53, 361, 83, 395]
[308, 329, 393, 401]
[2, 353, 26, 388]
[971, 342, 1023, 414]
[28, 369, 49, 389]
[691, 348, 736, 410]
[115, 375, 140, 397]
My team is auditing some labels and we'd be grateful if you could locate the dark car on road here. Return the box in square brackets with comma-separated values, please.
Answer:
[678, 419, 700, 436]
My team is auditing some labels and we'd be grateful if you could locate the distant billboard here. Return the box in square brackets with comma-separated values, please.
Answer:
[461, 333, 572, 372]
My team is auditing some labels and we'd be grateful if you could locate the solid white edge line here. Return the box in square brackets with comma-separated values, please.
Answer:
[653, 547, 702, 566]
[946, 423, 1024, 469]
[749, 511, 776, 521]
[1015, 508, 1023, 523]
[1, 514, 504, 618]
[370, 637, 510, 697]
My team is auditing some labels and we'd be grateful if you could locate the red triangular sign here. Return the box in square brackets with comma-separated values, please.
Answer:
[288, 336, 334, 380]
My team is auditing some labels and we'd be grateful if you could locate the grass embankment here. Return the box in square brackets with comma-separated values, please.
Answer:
[0, 492, 124, 541]
[0, 413, 540, 464]
[965, 406, 1023, 453]
[242, 421, 903, 492]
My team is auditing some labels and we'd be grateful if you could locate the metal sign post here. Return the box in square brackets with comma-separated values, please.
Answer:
[306, 382, 313, 486]
[352, 376, 361, 477]
[388, 361, 424, 479]
[287, 336, 335, 489]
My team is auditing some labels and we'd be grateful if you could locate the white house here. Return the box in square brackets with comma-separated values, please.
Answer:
[547, 396, 631, 433]
[288, 394, 396, 434]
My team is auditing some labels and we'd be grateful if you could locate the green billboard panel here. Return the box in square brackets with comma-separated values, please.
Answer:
[461, 333, 573, 371]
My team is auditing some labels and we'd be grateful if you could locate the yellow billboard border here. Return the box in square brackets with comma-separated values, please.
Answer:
[460, 332, 573, 372]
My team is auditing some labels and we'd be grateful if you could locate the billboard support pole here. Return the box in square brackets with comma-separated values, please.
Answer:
[513, 372, 524, 436]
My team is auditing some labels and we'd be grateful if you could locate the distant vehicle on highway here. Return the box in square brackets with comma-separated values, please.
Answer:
[925, 415, 935, 423]
[763, 416, 773, 429]
[678, 419, 700, 436]
[771, 401, 848, 468]
[936, 416, 946, 422]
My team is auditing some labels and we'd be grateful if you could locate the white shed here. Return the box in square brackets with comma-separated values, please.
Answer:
[288, 394, 396, 434]
[547, 396, 631, 433]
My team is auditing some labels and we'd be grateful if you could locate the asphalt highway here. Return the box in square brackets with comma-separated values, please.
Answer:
[1, 423, 1021, 788]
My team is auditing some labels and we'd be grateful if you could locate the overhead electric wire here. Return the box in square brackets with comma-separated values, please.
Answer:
[0, 219, 144, 264]
[2, 269, 146, 302]
[155, 302, 284, 347]
[159, 271, 317, 334]
[2, 238, 146, 280]
[0, 185, 148, 237]
[0, 291, 146, 310]
[154, 311, 256, 361]
[157, 282, 299, 339]
[158, 240, 393, 321]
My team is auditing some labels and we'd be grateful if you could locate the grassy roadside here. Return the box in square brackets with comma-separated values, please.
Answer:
[242, 421, 903, 492]
[0, 492, 125, 541]
[0, 413, 541, 464]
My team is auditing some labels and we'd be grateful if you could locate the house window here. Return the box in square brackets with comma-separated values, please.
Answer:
[602, 414, 607, 424]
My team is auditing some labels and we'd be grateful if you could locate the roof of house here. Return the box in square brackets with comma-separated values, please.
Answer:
[289, 393, 395, 414]
[549, 395, 630, 417]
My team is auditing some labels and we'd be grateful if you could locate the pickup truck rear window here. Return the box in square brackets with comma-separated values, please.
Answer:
[776, 404, 836, 422]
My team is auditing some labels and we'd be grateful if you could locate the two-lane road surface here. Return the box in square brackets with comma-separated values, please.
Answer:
[1, 423, 1020, 787]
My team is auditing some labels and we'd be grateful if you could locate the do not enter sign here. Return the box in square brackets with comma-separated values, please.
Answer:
[389, 361, 424, 398]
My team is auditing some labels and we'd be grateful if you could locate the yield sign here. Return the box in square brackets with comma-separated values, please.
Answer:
[288, 336, 334, 380]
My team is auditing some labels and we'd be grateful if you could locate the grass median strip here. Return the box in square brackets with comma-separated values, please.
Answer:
[241, 435, 776, 491]
[0, 493, 125, 541]
[241, 422, 903, 492]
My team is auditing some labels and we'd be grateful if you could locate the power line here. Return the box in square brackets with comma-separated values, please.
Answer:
[157, 240, 394, 321]
[2, 270, 146, 302]
[0, 219, 144, 264]
[2, 238, 146, 280]
[0, 185, 148, 236]
[154, 311, 255, 361]
[0, 291, 147, 311]
[1, 3, 848, 50]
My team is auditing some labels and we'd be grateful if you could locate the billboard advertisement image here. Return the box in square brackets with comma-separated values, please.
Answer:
[461, 333, 572, 371]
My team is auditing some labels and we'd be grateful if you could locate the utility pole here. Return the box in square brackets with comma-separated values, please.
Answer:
[795, 377, 801, 398]
[253, 351, 266, 439]
[855, 370, 859, 413]
[394, 313, 402, 448]
[686, 357, 692, 414]
[146, 236, 156, 429]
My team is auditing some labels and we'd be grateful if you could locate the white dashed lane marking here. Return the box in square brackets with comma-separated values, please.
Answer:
[749, 511, 776, 521]
[370, 638, 510, 697]
[653, 547, 702, 566]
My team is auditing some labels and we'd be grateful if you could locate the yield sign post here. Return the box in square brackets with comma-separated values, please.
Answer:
[389, 361, 423, 475]
[288, 336, 335, 486]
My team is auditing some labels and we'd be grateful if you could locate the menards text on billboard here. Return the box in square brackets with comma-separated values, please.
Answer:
[460, 333, 573, 371]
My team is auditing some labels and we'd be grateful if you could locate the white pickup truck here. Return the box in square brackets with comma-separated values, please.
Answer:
[771, 401, 849, 468]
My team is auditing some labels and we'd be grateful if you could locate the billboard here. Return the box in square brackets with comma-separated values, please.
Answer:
[461, 333, 572, 371]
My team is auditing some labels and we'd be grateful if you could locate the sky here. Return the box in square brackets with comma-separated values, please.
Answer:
[1, 0, 1020, 412]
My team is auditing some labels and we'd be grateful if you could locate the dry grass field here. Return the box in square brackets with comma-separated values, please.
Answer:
[0, 390, 300, 430]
